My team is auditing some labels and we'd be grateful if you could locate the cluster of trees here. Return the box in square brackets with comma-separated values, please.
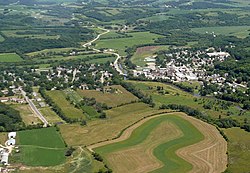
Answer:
[121, 82, 155, 107]
[77, 97, 108, 119]
[0, 103, 24, 131]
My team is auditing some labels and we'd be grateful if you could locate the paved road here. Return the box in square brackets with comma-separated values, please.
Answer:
[20, 88, 49, 127]
[82, 27, 127, 76]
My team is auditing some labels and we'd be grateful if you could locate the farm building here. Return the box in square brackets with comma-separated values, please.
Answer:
[8, 132, 16, 139]
[6, 139, 15, 146]
[0, 152, 9, 165]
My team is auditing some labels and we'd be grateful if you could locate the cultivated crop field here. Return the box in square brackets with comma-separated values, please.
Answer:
[77, 85, 138, 107]
[59, 102, 167, 146]
[46, 90, 86, 119]
[131, 45, 169, 67]
[93, 113, 227, 173]
[95, 32, 164, 56]
[16, 127, 66, 166]
[0, 53, 23, 62]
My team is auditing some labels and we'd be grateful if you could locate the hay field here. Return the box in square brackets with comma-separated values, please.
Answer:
[77, 85, 138, 107]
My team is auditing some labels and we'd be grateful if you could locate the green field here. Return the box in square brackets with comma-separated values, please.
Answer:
[0, 34, 4, 42]
[0, 53, 23, 62]
[95, 32, 164, 56]
[46, 90, 86, 119]
[191, 26, 250, 38]
[17, 127, 66, 166]
[77, 85, 138, 107]
[224, 127, 250, 173]
[128, 81, 249, 123]
[95, 114, 204, 173]
[2, 30, 59, 39]
[59, 102, 166, 146]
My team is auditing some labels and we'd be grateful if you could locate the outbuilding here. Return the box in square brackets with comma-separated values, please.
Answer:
[7, 139, 16, 146]
[8, 132, 16, 139]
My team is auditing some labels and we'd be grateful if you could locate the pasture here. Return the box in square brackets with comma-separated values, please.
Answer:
[131, 45, 169, 67]
[0, 53, 23, 62]
[77, 85, 138, 107]
[46, 90, 86, 119]
[94, 113, 227, 173]
[191, 26, 250, 38]
[59, 102, 167, 146]
[224, 127, 250, 173]
[95, 32, 164, 56]
[17, 127, 66, 166]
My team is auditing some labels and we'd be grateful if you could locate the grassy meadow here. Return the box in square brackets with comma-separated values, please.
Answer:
[223, 127, 250, 173]
[77, 85, 138, 107]
[95, 32, 164, 56]
[46, 90, 86, 119]
[0, 53, 23, 62]
[95, 114, 204, 173]
[0, 34, 4, 42]
[11, 104, 41, 125]
[128, 81, 249, 123]
[17, 127, 66, 166]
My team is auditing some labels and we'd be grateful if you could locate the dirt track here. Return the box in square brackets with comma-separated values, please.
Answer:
[87, 112, 227, 173]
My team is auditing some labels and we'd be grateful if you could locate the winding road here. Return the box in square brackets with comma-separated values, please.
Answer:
[82, 27, 126, 76]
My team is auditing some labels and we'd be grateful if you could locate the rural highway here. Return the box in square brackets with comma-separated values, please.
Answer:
[83, 27, 127, 76]
[20, 88, 49, 127]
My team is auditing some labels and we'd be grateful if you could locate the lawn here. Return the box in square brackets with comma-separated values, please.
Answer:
[46, 90, 86, 119]
[95, 114, 204, 173]
[191, 25, 250, 38]
[77, 85, 138, 107]
[95, 32, 164, 56]
[59, 102, 167, 146]
[223, 127, 250, 173]
[131, 45, 169, 67]
[17, 127, 67, 166]
[0, 53, 23, 62]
